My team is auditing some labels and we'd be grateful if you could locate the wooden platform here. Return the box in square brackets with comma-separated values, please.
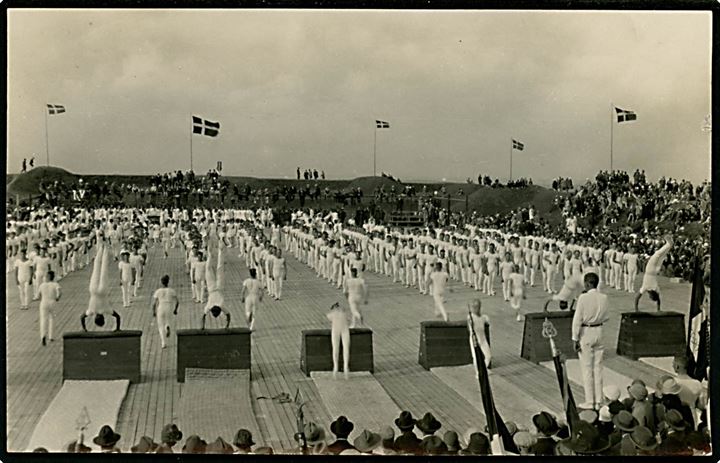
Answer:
[6, 241, 693, 452]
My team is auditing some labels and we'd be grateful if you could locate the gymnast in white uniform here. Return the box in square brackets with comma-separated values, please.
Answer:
[81, 236, 121, 331]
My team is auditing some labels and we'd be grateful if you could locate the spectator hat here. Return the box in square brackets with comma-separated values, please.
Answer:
[664, 409, 686, 432]
[504, 421, 519, 436]
[394, 411, 417, 431]
[131, 436, 159, 453]
[93, 425, 121, 447]
[608, 400, 626, 415]
[629, 426, 658, 451]
[579, 409, 598, 424]
[532, 411, 559, 436]
[603, 385, 621, 402]
[233, 429, 255, 448]
[598, 405, 613, 423]
[330, 415, 354, 438]
[443, 430, 460, 452]
[612, 410, 638, 432]
[304, 422, 326, 445]
[628, 382, 648, 401]
[379, 426, 395, 443]
[206, 437, 234, 454]
[660, 377, 682, 396]
[161, 423, 183, 444]
[420, 435, 448, 455]
[460, 432, 490, 455]
[513, 431, 536, 449]
[181, 435, 207, 454]
[254, 446, 274, 454]
[65, 440, 92, 453]
[353, 429, 381, 453]
[416, 412, 442, 434]
[563, 421, 610, 454]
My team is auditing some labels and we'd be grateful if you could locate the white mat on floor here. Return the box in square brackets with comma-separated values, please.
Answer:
[639, 357, 675, 375]
[26, 380, 129, 452]
[432, 364, 562, 430]
[312, 371, 402, 442]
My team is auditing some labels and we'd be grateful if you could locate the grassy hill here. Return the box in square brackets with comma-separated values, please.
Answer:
[6, 167, 564, 223]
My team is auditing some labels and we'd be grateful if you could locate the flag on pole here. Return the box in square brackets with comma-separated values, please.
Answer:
[543, 318, 581, 434]
[468, 314, 520, 455]
[686, 252, 709, 381]
[375, 120, 390, 129]
[615, 107, 637, 123]
[512, 139, 524, 151]
[47, 104, 66, 115]
[193, 116, 220, 137]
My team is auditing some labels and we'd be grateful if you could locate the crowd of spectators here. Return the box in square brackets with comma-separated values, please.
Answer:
[42, 353, 709, 455]
[552, 177, 574, 191]
[297, 167, 325, 180]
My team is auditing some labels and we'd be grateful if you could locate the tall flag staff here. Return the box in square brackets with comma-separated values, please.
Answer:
[542, 318, 581, 434]
[510, 139, 524, 181]
[45, 104, 66, 166]
[374, 120, 390, 176]
[610, 104, 637, 171]
[191, 115, 221, 171]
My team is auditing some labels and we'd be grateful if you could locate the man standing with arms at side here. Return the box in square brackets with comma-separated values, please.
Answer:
[572, 272, 609, 411]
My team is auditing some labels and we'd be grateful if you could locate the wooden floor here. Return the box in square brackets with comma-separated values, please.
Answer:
[6, 242, 692, 452]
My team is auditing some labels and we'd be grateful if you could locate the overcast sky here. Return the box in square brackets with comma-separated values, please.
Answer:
[7, 9, 712, 184]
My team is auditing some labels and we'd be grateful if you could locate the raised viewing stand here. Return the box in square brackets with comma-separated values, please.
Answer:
[63, 330, 142, 383]
[418, 321, 490, 370]
[176, 328, 251, 382]
[616, 311, 685, 360]
[520, 312, 577, 363]
[300, 328, 374, 376]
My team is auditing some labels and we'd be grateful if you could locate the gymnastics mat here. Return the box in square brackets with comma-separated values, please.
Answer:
[540, 359, 655, 401]
[639, 356, 675, 375]
[432, 365, 562, 430]
[26, 379, 129, 452]
[176, 368, 263, 446]
[311, 371, 402, 442]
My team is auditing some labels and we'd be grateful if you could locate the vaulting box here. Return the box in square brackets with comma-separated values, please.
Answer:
[177, 328, 251, 382]
[63, 330, 142, 383]
[418, 321, 489, 370]
[520, 312, 577, 364]
[300, 328, 373, 376]
[616, 311, 685, 360]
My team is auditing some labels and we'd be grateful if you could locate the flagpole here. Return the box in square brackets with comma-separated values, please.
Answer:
[373, 127, 377, 177]
[44, 105, 50, 166]
[610, 103, 614, 171]
[509, 139, 513, 182]
[190, 114, 194, 172]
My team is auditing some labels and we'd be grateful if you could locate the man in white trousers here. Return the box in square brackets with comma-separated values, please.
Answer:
[14, 248, 34, 310]
[151, 274, 179, 349]
[427, 262, 450, 322]
[38, 270, 61, 346]
[572, 272, 609, 410]
[270, 248, 287, 300]
[343, 268, 368, 328]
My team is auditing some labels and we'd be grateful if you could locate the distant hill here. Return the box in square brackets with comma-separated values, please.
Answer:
[5, 167, 564, 223]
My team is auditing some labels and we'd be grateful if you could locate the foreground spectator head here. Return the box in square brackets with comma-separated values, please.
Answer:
[561, 421, 610, 455]
[131, 436, 159, 453]
[603, 385, 621, 402]
[32, 447, 49, 453]
[181, 435, 207, 454]
[420, 435, 448, 455]
[330, 415, 354, 439]
[353, 429, 381, 454]
[513, 431, 536, 455]
[254, 446, 274, 454]
[664, 409, 687, 432]
[65, 440, 92, 453]
[394, 411, 417, 432]
[460, 432, 490, 455]
[233, 429, 255, 452]
[161, 423, 183, 446]
[613, 410, 639, 432]
[93, 425, 121, 451]
[443, 430, 460, 453]
[659, 377, 683, 397]
[579, 409, 598, 425]
[206, 437, 234, 454]
[532, 411, 559, 436]
[598, 405, 613, 423]
[628, 381, 648, 401]
[629, 426, 657, 453]
[379, 426, 395, 449]
[416, 412, 442, 435]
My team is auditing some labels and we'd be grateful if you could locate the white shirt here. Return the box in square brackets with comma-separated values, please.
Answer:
[39, 281, 61, 305]
[429, 271, 449, 296]
[14, 259, 34, 281]
[572, 288, 609, 341]
[153, 287, 177, 310]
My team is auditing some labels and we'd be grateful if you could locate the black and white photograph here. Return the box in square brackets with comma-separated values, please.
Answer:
[4, 6, 713, 456]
